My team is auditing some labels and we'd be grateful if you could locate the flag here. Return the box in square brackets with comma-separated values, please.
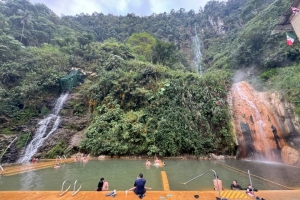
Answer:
[286, 32, 295, 46]
[291, 7, 300, 14]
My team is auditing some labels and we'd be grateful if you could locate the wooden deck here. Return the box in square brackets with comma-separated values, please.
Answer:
[1, 190, 300, 200]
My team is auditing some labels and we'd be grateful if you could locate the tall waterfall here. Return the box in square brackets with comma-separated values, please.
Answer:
[192, 24, 202, 75]
[18, 93, 69, 163]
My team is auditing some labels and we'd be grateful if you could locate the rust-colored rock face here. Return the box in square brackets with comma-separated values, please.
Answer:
[230, 81, 286, 162]
[281, 146, 299, 165]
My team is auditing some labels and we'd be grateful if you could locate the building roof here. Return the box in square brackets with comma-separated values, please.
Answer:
[272, 0, 300, 34]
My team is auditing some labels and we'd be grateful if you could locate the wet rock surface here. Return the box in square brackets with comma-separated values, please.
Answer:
[230, 81, 300, 165]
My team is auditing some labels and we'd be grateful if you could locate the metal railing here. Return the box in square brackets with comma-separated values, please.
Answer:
[60, 180, 82, 196]
[0, 165, 4, 174]
[0, 137, 18, 163]
[248, 170, 255, 199]
[183, 169, 222, 199]
[60, 180, 71, 196]
[72, 180, 82, 196]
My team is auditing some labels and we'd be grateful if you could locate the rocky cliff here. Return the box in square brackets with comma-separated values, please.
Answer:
[230, 81, 300, 165]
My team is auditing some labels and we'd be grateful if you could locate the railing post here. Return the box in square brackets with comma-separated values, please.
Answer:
[248, 170, 255, 199]
[183, 169, 222, 199]
[0, 137, 18, 163]
[0, 165, 4, 174]
[211, 169, 222, 200]
[72, 180, 82, 196]
[60, 180, 71, 196]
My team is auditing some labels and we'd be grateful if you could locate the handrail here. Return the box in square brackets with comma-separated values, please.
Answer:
[0, 165, 4, 174]
[0, 137, 18, 163]
[60, 180, 71, 196]
[183, 169, 222, 199]
[248, 170, 255, 199]
[72, 180, 82, 196]
[56, 156, 62, 163]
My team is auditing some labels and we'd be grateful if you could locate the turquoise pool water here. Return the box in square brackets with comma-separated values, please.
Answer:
[0, 159, 299, 191]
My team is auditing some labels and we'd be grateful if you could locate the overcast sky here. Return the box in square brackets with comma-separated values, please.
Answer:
[29, 0, 212, 16]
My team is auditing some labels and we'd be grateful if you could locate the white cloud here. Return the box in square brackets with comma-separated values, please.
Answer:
[29, 0, 210, 16]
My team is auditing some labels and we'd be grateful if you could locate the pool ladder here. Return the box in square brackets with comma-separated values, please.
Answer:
[0, 165, 4, 174]
[60, 180, 82, 196]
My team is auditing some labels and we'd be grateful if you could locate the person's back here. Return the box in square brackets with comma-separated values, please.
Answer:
[213, 176, 223, 191]
[134, 177, 146, 193]
[102, 181, 109, 191]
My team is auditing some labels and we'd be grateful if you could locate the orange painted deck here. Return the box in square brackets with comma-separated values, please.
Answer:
[1, 160, 300, 199]
[1, 190, 300, 200]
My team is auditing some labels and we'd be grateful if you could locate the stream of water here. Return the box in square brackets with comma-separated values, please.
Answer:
[18, 93, 69, 163]
[192, 24, 202, 75]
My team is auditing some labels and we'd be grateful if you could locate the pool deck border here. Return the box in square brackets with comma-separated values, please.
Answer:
[1, 190, 300, 200]
[1, 159, 300, 199]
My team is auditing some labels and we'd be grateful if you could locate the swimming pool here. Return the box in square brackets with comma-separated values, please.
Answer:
[0, 159, 299, 191]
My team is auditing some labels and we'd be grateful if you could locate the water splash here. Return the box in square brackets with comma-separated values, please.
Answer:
[192, 24, 202, 75]
[18, 93, 69, 163]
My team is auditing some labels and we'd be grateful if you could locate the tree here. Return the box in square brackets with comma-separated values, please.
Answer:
[127, 32, 156, 61]
[152, 39, 177, 66]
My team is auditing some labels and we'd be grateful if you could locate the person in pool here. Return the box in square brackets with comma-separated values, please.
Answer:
[213, 175, 223, 191]
[154, 157, 160, 165]
[231, 180, 243, 190]
[146, 160, 151, 167]
[96, 177, 109, 191]
[54, 163, 60, 169]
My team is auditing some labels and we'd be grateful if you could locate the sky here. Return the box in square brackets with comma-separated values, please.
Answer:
[29, 0, 212, 16]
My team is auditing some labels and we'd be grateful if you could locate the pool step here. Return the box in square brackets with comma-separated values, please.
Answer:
[221, 190, 250, 199]
[1, 159, 74, 176]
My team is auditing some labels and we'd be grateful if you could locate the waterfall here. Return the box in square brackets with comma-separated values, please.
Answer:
[230, 81, 285, 162]
[192, 24, 202, 75]
[233, 83, 271, 154]
[18, 93, 69, 163]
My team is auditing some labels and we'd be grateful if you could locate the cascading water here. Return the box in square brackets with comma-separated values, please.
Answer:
[18, 93, 69, 162]
[192, 24, 203, 75]
[233, 83, 271, 159]
[230, 81, 285, 162]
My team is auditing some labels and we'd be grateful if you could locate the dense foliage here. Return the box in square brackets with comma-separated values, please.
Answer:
[0, 0, 299, 158]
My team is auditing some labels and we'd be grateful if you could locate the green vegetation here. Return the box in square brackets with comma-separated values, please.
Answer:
[16, 133, 31, 149]
[0, 0, 299, 158]
[45, 141, 67, 158]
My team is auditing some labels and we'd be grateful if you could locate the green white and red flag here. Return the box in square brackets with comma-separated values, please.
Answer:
[286, 32, 295, 46]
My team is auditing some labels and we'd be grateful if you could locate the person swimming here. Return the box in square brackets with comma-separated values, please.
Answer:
[54, 163, 60, 169]
[146, 160, 151, 167]
[154, 157, 159, 165]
